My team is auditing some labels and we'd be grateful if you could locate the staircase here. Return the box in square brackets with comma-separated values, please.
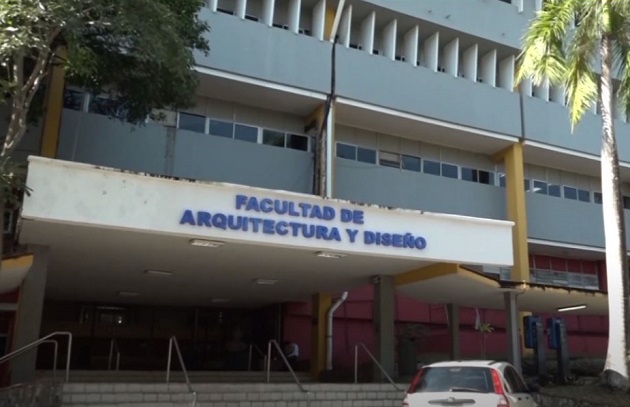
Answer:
[34, 370, 408, 407]
[61, 381, 406, 407]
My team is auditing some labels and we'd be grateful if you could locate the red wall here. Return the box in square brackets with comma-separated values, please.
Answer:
[283, 256, 609, 368]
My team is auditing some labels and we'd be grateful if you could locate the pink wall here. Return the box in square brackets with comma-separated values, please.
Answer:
[282, 269, 609, 369]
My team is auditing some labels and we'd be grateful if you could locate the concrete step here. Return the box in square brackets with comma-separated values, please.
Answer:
[38, 370, 313, 383]
[61, 382, 408, 407]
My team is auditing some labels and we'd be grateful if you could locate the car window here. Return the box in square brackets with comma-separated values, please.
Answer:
[411, 367, 494, 393]
[503, 366, 528, 393]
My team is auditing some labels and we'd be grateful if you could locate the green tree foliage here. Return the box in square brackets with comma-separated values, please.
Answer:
[516, 0, 630, 389]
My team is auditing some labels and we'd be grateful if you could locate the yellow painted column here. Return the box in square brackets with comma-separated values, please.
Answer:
[494, 142, 530, 282]
[324, 6, 336, 41]
[311, 293, 331, 379]
[494, 142, 531, 356]
[39, 47, 67, 158]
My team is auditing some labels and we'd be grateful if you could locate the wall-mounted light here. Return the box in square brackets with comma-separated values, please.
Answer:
[189, 239, 225, 248]
[144, 270, 173, 277]
[557, 304, 587, 313]
[316, 251, 346, 259]
[253, 279, 279, 285]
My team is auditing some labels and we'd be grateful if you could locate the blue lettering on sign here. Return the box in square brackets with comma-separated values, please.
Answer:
[179, 195, 427, 252]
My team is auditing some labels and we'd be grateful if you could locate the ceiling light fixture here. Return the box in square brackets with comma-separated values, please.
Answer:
[253, 278, 279, 285]
[189, 239, 225, 248]
[144, 269, 173, 277]
[316, 251, 347, 259]
[557, 304, 587, 313]
[118, 291, 140, 297]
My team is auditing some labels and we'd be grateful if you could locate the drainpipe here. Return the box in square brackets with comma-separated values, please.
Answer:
[326, 291, 348, 370]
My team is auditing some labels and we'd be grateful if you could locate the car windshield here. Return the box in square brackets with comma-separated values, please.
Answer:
[411, 366, 494, 394]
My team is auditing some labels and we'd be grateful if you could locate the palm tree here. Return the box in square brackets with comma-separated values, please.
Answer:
[516, 0, 630, 389]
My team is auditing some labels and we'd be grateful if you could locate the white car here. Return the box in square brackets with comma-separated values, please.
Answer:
[402, 360, 538, 407]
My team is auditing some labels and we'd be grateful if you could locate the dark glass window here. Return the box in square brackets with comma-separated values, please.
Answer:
[234, 124, 258, 143]
[441, 163, 458, 179]
[461, 167, 476, 182]
[286, 134, 309, 151]
[594, 192, 603, 204]
[479, 171, 494, 185]
[336, 143, 356, 160]
[63, 89, 84, 111]
[423, 160, 440, 176]
[262, 129, 285, 147]
[178, 112, 206, 133]
[499, 174, 506, 188]
[564, 186, 578, 200]
[524, 179, 531, 191]
[548, 184, 561, 197]
[357, 148, 377, 164]
[578, 189, 590, 202]
[623, 196, 630, 210]
[209, 119, 234, 138]
[533, 180, 548, 195]
[402, 155, 421, 172]
[410, 367, 494, 394]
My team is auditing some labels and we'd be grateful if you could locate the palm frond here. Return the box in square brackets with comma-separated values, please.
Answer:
[613, 19, 630, 121]
[516, 0, 578, 87]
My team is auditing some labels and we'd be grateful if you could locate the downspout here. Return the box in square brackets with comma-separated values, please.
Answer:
[326, 291, 348, 370]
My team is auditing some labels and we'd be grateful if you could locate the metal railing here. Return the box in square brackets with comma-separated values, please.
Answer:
[0, 331, 72, 382]
[354, 342, 403, 391]
[107, 338, 121, 372]
[266, 340, 310, 405]
[247, 344, 267, 372]
[166, 336, 197, 407]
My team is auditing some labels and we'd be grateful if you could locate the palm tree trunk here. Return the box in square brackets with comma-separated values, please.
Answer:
[599, 33, 630, 390]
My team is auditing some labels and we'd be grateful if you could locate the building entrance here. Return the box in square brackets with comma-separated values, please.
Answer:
[37, 301, 283, 371]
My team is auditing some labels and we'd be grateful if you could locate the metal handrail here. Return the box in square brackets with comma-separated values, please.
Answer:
[43, 340, 58, 381]
[247, 344, 267, 371]
[354, 342, 403, 391]
[0, 331, 72, 382]
[266, 340, 309, 396]
[107, 338, 121, 372]
[166, 336, 197, 407]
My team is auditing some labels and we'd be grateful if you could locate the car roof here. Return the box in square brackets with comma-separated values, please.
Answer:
[424, 360, 510, 369]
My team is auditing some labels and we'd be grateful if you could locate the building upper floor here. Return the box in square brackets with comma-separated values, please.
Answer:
[195, 0, 630, 166]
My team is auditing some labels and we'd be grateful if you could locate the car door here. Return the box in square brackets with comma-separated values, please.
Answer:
[502, 366, 537, 407]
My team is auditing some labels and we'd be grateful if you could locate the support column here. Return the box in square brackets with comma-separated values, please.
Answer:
[311, 293, 331, 380]
[39, 48, 67, 158]
[373, 275, 395, 381]
[10, 246, 49, 384]
[494, 143, 532, 357]
[446, 304, 460, 360]
[505, 292, 522, 372]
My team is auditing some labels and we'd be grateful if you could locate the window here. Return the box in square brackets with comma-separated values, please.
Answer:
[548, 184, 561, 197]
[286, 134, 309, 151]
[423, 160, 441, 176]
[234, 124, 258, 143]
[357, 147, 377, 164]
[379, 151, 401, 168]
[624, 196, 630, 210]
[441, 163, 458, 179]
[532, 180, 548, 195]
[402, 155, 421, 172]
[178, 112, 206, 133]
[524, 179, 531, 192]
[410, 367, 494, 394]
[461, 167, 476, 182]
[63, 89, 84, 111]
[209, 119, 234, 138]
[564, 186, 578, 200]
[336, 143, 356, 160]
[478, 170, 494, 185]
[578, 189, 590, 203]
[503, 367, 529, 394]
[89, 96, 128, 119]
[594, 192, 603, 204]
[499, 174, 506, 188]
[262, 129, 285, 147]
